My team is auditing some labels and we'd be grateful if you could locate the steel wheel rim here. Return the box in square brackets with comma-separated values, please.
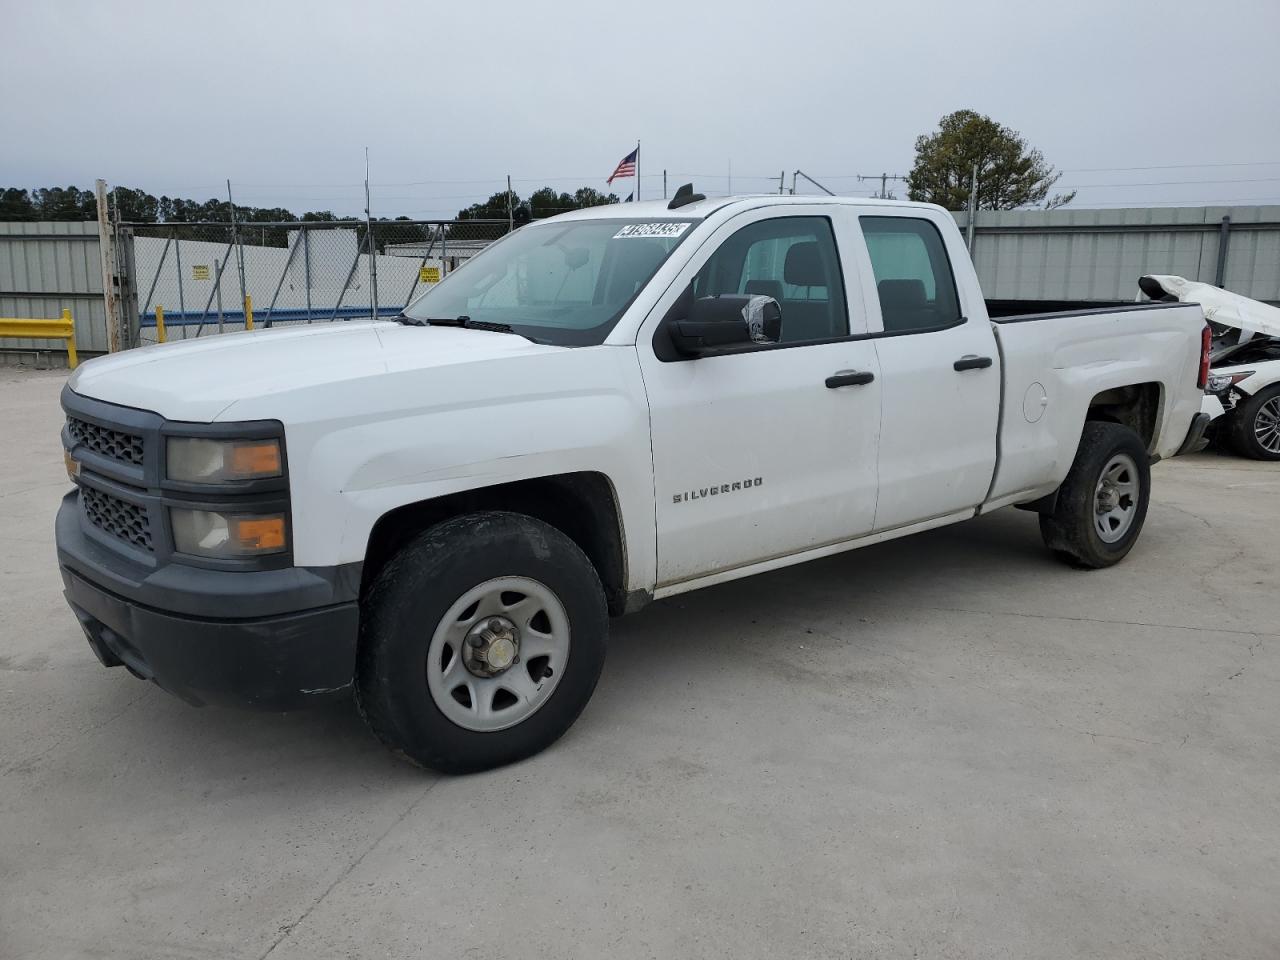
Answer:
[1094, 452, 1139, 543]
[1254, 397, 1280, 453]
[426, 576, 570, 733]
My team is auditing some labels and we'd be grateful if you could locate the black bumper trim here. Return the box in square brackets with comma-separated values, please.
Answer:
[1176, 411, 1212, 456]
[56, 490, 361, 620]
[63, 566, 358, 709]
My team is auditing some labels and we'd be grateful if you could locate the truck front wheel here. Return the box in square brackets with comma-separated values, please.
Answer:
[356, 511, 607, 773]
[1039, 421, 1151, 569]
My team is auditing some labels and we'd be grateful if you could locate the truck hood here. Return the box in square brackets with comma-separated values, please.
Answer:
[68, 321, 564, 422]
[1141, 274, 1280, 340]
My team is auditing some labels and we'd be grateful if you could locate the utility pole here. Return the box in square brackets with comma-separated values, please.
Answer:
[857, 172, 907, 200]
[966, 162, 979, 253]
[793, 170, 835, 196]
[364, 149, 378, 321]
[506, 174, 514, 231]
[663, 169, 667, 199]
[94, 179, 121, 353]
[226, 179, 247, 317]
[778, 169, 786, 195]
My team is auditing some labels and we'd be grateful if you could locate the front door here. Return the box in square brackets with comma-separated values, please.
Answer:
[637, 209, 882, 588]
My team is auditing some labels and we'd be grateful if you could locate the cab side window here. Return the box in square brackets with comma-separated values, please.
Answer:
[693, 216, 848, 344]
[860, 216, 962, 333]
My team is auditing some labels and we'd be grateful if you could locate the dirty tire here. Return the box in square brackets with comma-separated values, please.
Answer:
[1226, 384, 1280, 461]
[1039, 421, 1151, 569]
[356, 511, 607, 774]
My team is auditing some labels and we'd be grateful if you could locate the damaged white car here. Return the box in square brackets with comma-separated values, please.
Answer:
[1141, 275, 1280, 460]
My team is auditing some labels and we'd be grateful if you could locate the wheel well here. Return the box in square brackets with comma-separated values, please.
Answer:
[360, 472, 629, 616]
[1086, 382, 1162, 452]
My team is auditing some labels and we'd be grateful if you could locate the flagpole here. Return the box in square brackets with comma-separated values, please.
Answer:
[635, 140, 640, 202]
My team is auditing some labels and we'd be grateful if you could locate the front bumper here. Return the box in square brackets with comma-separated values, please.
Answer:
[57, 491, 360, 709]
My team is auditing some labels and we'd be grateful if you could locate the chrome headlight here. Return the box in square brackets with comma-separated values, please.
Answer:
[1205, 371, 1254, 394]
[171, 507, 288, 558]
[167, 437, 282, 483]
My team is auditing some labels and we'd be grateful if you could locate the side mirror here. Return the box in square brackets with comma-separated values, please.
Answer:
[666, 290, 782, 357]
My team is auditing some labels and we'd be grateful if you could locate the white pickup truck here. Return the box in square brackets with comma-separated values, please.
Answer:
[56, 191, 1210, 772]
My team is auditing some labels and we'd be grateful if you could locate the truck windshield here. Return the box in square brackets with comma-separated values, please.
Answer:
[401, 218, 699, 345]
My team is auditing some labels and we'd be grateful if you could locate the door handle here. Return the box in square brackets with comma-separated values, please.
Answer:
[954, 355, 993, 371]
[825, 370, 875, 388]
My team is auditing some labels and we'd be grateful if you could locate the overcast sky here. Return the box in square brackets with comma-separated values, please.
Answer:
[4, 0, 1279, 218]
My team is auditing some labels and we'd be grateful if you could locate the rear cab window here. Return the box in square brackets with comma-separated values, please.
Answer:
[859, 216, 962, 334]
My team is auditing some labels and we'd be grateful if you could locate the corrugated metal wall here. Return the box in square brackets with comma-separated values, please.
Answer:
[3, 206, 1279, 365]
[0, 221, 108, 360]
[952, 205, 1280, 304]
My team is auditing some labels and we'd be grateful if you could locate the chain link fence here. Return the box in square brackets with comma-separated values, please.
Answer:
[124, 219, 509, 344]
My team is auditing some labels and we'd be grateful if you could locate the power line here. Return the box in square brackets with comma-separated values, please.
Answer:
[857, 172, 908, 199]
[1061, 160, 1280, 173]
[1063, 196, 1280, 207]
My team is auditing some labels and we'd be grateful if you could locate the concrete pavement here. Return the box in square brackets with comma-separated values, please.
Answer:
[2, 367, 1277, 959]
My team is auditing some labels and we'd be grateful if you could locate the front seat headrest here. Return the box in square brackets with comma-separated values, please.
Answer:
[784, 242, 826, 287]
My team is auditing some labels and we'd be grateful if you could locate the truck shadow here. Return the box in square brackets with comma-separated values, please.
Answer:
[84, 508, 1047, 778]
[607, 508, 1048, 669]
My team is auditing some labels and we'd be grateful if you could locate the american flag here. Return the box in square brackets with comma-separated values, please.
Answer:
[607, 147, 638, 185]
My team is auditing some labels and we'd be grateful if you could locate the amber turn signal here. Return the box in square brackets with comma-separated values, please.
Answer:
[228, 441, 281, 478]
[232, 516, 286, 551]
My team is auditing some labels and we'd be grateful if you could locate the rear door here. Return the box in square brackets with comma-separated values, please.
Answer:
[637, 207, 882, 588]
[855, 213, 1000, 531]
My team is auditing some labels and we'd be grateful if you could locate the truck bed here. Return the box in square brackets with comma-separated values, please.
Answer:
[987, 300, 1186, 322]
[985, 300, 1207, 508]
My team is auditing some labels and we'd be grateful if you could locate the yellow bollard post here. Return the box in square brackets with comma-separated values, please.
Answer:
[244, 294, 254, 331]
[63, 308, 78, 369]
[155, 305, 167, 344]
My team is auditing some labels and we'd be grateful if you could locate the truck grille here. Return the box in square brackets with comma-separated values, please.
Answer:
[82, 486, 153, 551]
[67, 417, 145, 467]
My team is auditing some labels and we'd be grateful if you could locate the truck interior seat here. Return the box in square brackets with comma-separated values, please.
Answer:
[782, 242, 839, 342]
[877, 278, 930, 332]
[602, 239, 669, 304]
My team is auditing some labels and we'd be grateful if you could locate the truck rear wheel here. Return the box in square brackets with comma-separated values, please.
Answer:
[1039, 421, 1151, 569]
[1226, 385, 1280, 460]
[356, 511, 607, 773]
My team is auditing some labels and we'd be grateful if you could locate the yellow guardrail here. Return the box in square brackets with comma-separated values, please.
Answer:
[153, 296, 252, 344]
[0, 309, 78, 368]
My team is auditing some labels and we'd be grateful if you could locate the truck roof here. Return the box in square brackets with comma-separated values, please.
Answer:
[550, 194, 944, 222]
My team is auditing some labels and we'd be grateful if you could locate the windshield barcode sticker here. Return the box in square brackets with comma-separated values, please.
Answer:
[613, 222, 691, 239]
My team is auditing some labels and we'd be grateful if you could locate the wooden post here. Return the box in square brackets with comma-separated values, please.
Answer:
[95, 179, 121, 353]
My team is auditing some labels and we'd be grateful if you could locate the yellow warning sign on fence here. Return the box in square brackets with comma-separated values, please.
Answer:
[192, 264, 210, 280]
[419, 266, 441, 283]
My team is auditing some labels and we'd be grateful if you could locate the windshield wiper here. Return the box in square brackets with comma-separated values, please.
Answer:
[428, 315, 518, 335]
[400, 314, 543, 343]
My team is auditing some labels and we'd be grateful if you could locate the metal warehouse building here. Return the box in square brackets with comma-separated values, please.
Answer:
[3, 205, 1279, 364]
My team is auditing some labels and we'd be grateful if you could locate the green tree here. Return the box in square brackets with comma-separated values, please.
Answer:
[459, 186, 619, 221]
[457, 190, 525, 221]
[0, 188, 38, 220]
[906, 110, 1075, 211]
[32, 186, 95, 219]
[112, 186, 160, 222]
[570, 187, 618, 209]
